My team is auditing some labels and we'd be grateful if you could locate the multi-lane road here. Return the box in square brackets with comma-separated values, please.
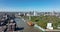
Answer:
[14, 17, 40, 32]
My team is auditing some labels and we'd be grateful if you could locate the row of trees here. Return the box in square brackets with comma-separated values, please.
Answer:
[30, 15, 60, 29]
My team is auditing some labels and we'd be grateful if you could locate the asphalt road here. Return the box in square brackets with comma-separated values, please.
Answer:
[14, 17, 40, 32]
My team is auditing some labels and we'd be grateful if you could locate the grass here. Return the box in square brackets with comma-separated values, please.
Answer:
[30, 15, 60, 29]
[22, 15, 60, 29]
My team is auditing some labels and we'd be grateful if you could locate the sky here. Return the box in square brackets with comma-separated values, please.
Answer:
[0, 0, 60, 12]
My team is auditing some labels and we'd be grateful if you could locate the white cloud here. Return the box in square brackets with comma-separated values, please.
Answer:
[0, 7, 60, 12]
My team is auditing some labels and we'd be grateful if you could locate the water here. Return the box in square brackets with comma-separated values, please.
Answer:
[14, 18, 28, 28]
[14, 18, 40, 32]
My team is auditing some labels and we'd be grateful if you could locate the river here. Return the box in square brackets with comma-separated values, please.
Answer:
[14, 17, 40, 32]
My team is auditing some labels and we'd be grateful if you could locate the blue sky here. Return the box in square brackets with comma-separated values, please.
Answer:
[0, 0, 60, 12]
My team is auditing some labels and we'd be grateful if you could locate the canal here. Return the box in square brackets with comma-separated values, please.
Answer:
[14, 17, 40, 32]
